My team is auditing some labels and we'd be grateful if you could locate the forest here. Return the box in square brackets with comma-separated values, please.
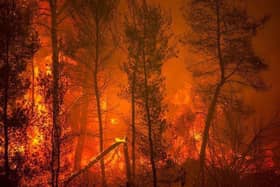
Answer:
[0, 0, 279, 186]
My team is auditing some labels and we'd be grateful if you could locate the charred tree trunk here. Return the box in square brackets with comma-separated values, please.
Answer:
[65, 140, 126, 186]
[93, 13, 106, 187]
[131, 69, 136, 183]
[124, 140, 132, 187]
[142, 40, 157, 187]
[31, 58, 35, 114]
[143, 63, 157, 187]
[197, 1, 224, 186]
[128, 1, 138, 183]
[197, 82, 222, 187]
[3, 37, 10, 178]
[49, 0, 61, 186]
[141, 2, 157, 186]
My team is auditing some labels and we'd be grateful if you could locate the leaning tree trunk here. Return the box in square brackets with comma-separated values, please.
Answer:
[197, 1, 224, 186]
[49, 0, 61, 186]
[65, 140, 127, 186]
[197, 83, 222, 187]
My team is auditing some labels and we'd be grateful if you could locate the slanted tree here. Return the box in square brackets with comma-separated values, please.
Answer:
[0, 0, 39, 179]
[182, 0, 268, 186]
[124, 1, 173, 186]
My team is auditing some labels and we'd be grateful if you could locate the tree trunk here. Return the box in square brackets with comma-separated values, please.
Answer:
[143, 69, 157, 187]
[197, 83, 222, 187]
[197, 1, 224, 186]
[131, 70, 136, 184]
[3, 37, 10, 178]
[142, 2, 157, 185]
[124, 141, 132, 186]
[141, 2, 157, 185]
[143, 41, 157, 187]
[93, 14, 106, 187]
[65, 140, 125, 186]
[49, 0, 60, 186]
[128, 1, 138, 183]
[31, 58, 35, 114]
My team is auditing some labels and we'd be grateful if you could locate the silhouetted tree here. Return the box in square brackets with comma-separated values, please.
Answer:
[123, 0, 139, 183]
[62, 28, 92, 171]
[0, 0, 39, 179]
[182, 0, 268, 186]
[124, 1, 173, 186]
[69, 0, 119, 186]
[47, 0, 71, 186]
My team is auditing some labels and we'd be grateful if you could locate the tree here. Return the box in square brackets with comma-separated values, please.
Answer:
[204, 107, 280, 186]
[72, 73, 90, 172]
[0, 0, 39, 178]
[62, 30, 92, 171]
[39, 0, 72, 186]
[46, 0, 70, 186]
[69, 0, 119, 186]
[182, 0, 268, 186]
[123, 0, 139, 183]
[123, 1, 173, 186]
[48, 0, 61, 185]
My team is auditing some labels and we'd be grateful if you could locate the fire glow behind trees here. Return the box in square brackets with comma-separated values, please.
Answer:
[0, 0, 279, 186]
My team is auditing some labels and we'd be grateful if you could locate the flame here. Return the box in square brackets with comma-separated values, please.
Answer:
[172, 86, 191, 105]
[17, 145, 25, 153]
[193, 132, 201, 141]
[13, 145, 25, 155]
[110, 118, 118, 125]
[46, 65, 52, 75]
[114, 137, 126, 143]
[101, 100, 107, 110]
[31, 127, 44, 146]
[34, 66, 39, 77]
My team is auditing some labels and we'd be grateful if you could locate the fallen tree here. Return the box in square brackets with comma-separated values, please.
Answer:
[64, 138, 130, 186]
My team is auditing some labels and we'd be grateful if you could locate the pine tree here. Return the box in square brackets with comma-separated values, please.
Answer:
[182, 0, 268, 186]
[68, 1, 119, 186]
[124, 1, 173, 186]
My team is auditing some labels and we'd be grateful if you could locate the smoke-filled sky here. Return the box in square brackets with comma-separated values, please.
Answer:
[246, 0, 280, 116]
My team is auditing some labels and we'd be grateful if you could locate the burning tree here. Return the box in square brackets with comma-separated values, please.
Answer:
[0, 0, 39, 181]
[182, 0, 268, 186]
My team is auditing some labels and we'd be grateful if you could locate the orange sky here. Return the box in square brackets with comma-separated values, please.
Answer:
[246, 0, 280, 116]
